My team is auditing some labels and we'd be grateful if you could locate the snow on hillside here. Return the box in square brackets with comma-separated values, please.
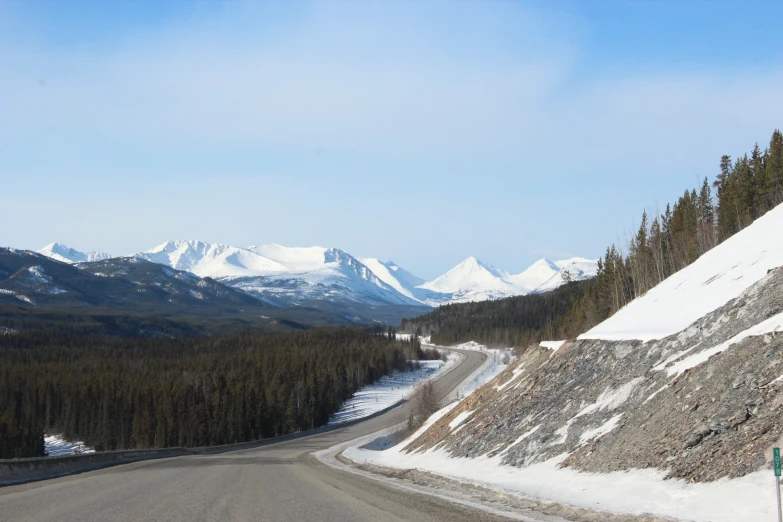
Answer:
[249, 244, 333, 272]
[328, 358, 454, 425]
[138, 240, 288, 278]
[136, 241, 421, 307]
[581, 204, 783, 342]
[359, 258, 425, 301]
[503, 258, 558, 289]
[38, 243, 111, 264]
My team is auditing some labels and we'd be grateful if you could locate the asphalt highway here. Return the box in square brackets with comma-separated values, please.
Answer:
[0, 348, 516, 522]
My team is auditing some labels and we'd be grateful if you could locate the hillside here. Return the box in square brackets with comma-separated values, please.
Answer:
[351, 197, 783, 521]
[400, 279, 589, 347]
[405, 203, 783, 481]
[0, 248, 347, 335]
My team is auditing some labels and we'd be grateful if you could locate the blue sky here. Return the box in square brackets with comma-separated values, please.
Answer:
[2, 1, 782, 279]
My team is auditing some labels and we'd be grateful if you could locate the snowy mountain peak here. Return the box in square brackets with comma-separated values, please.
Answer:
[505, 258, 559, 290]
[531, 258, 560, 270]
[38, 243, 112, 264]
[419, 257, 512, 295]
[138, 240, 288, 278]
[35, 239, 598, 310]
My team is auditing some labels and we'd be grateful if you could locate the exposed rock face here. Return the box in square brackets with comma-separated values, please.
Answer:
[405, 268, 783, 482]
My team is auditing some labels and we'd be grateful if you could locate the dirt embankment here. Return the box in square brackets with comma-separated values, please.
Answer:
[404, 268, 783, 482]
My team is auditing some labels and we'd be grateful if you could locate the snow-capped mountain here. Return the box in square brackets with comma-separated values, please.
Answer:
[358, 258, 426, 301]
[504, 258, 560, 290]
[137, 241, 421, 309]
[137, 240, 288, 278]
[532, 257, 599, 293]
[416, 256, 599, 305]
[418, 257, 524, 304]
[38, 243, 111, 264]
[35, 241, 598, 311]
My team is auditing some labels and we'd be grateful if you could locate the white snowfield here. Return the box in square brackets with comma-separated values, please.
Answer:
[358, 258, 426, 302]
[327, 340, 513, 426]
[581, 203, 783, 342]
[36, 240, 597, 307]
[328, 359, 455, 426]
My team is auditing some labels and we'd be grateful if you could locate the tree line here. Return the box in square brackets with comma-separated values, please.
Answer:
[401, 281, 587, 347]
[403, 129, 783, 346]
[575, 128, 782, 328]
[0, 326, 422, 458]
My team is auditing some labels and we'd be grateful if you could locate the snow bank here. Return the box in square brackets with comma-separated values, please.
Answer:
[444, 341, 515, 400]
[581, 204, 783, 342]
[44, 435, 95, 456]
[345, 444, 778, 522]
[328, 359, 455, 425]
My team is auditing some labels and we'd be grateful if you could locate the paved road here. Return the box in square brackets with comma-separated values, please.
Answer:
[0, 348, 513, 522]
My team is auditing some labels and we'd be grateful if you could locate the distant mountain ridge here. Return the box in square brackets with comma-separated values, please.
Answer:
[38, 242, 111, 264]
[35, 241, 598, 309]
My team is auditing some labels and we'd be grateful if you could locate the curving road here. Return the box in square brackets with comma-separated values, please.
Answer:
[0, 348, 515, 522]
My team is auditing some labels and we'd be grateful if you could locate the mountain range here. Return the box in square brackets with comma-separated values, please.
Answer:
[35, 241, 597, 312]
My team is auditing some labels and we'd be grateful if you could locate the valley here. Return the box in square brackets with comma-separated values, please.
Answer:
[2, 3, 783, 519]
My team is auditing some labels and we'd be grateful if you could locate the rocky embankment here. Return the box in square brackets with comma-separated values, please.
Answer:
[404, 267, 783, 482]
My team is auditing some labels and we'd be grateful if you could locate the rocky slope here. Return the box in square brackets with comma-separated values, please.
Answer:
[404, 266, 783, 482]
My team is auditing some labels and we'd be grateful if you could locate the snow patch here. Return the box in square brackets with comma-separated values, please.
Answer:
[448, 410, 474, 431]
[663, 311, 783, 377]
[44, 434, 95, 456]
[574, 378, 641, 418]
[581, 204, 783, 342]
[579, 413, 624, 444]
[539, 340, 566, 352]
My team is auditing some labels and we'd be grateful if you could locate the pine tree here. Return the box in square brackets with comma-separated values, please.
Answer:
[768, 129, 783, 206]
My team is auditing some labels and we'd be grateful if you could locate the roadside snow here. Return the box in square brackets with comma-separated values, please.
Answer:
[345, 443, 777, 522]
[444, 341, 515, 400]
[328, 358, 455, 425]
[44, 435, 94, 456]
[580, 204, 783, 342]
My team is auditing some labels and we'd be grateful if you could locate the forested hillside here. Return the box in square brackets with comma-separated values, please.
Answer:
[0, 327, 422, 459]
[404, 129, 783, 346]
[401, 280, 588, 346]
